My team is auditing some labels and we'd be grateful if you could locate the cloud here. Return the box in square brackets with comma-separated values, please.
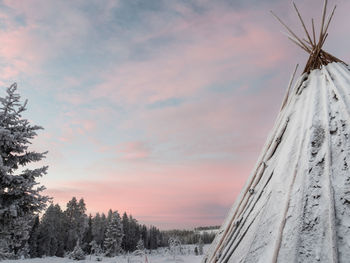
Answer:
[88, 6, 290, 107]
[44, 160, 248, 229]
[118, 141, 151, 160]
[33, 1, 295, 228]
[3, 0, 350, 229]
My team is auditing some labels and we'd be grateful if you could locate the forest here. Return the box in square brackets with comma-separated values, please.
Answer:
[26, 197, 216, 259]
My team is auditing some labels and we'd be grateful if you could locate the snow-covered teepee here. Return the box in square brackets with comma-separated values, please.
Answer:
[204, 1, 350, 262]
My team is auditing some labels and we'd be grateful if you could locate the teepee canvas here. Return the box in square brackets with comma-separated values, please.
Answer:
[204, 1, 350, 262]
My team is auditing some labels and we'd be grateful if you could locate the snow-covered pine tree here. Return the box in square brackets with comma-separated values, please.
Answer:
[64, 197, 87, 251]
[37, 204, 65, 257]
[121, 212, 129, 251]
[149, 226, 160, 250]
[69, 241, 85, 261]
[89, 240, 102, 256]
[128, 215, 140, 251]
[0, 83, 48, 259]
[136, 238, 145, 252]
[168, 236, 182, 261]
[121, 213, 140, 251]
[107, 209, 113, 222]
[194, 246, 199, 256]
[92, 212, 106, 247]
[198, 237, 204, 255]
[104, 211, 123, 257]
[82, 214, 93, 253]
[140, 225, 148, 249]
[28, 216, 40, 258]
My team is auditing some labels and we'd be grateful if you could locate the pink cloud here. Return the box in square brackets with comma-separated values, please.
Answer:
[118, 141, 151, 160]
[57, 117, 97, 143]
[5, 0, 350, 230]
[88, 7, 291, 107]
[0, 27, 41, 79]
[0, 0, 92, 87]
[45, 160, 249, 229]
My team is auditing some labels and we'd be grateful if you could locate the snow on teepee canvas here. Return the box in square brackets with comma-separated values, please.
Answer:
[204, 1, 350, 262]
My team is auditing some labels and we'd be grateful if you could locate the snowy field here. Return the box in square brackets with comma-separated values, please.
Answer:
[2, 255, 203, 263]
[2, 245, 208, 263]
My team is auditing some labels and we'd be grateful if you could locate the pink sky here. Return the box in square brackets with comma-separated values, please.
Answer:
[1, 0, 350, 229]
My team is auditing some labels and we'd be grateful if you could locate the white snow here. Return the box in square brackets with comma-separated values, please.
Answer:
[2, 245, 209, 263]
[2, 255, 202, 263]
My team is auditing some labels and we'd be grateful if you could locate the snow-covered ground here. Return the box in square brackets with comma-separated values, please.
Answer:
[2, 245, 208, 263]
[2, 255, 202, 263]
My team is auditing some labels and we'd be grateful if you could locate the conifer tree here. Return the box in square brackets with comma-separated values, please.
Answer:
[121, 212, 129, 251]
[198, 237, 204, 255]
[64, 197, 87, 251]
[82, 214, 93, 253]
[89, 240, 102, 256]
[140, 225, 148, 249]
[104, 211, 123, 257]
[128, 215, 140, 251]
[69, 241, 85, 260]
[28, 216, 40, 258]
[0, 84, 48, 258]
[92, 213, 106, 247]
[148, 226, 160, 250]
[136, 238, 145, 252]
[37, 204, 65, 257]
[107, 209, 113, 223]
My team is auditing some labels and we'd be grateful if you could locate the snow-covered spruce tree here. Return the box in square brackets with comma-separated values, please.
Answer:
[89, 240, 102, 256]
[168, 236, 182, 260]
[92, 212, 107, 248]
[82, 214, 93, 253]
[37, 204, 65, 257]
[69, 241, 85, 261]
[121, 212, 129, 251]
[104, 211, 123, 257]
[136, 238, 145, 252]
[64, 197, 87, 251]
[198, 237, 204, 255]
[28, 216, 40, 258]
[121, 213, 140, 251]
[0, 83, 48, 259]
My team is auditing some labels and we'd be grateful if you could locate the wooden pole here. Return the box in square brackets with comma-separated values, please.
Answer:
[281, 31, 311, 53]
[293, 2, 314, 47]
[323, 5, 337, 36]
[319, 0, 328, 43]
[312, 19, 316, 46]
[271, 11, 312, 52]
[280, 64, 299, 111]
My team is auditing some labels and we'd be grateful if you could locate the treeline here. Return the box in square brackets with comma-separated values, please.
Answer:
[194, 225, 220, 231]
[160, 229, 215, 246]
[27, 197, 163, 258]
[27, 197, 216, 259]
